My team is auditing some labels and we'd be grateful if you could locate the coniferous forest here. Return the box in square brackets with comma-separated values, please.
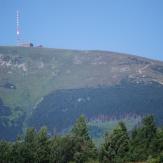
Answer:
[0, 115, 163, 163]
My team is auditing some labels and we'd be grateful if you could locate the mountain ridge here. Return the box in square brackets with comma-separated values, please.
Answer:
[1, 45, 163, 62]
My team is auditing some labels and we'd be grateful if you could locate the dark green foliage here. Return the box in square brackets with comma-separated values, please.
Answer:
[0, 116, 97, 163]
[1, 115, 163, 162]
[154, 129, 163, 154]
[35, 127, 50, 162]
[10, 139, 26, 163]
[99, 122, 129, 163]
[128, 115, 157, 161]
[71, 115, 97, 163]
[23, 128, 37, 162]
[71, 115, 90, 140]
[49, 135, 74, 162]
[29, 81, 163, 139]
[9, 129, 37, 163]
[0, 141, 12, 163]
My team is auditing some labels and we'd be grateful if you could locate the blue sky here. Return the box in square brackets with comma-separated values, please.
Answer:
[0, 0, 163, 60]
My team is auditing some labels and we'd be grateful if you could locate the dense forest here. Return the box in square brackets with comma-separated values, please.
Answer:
[0, 115, 163, 163]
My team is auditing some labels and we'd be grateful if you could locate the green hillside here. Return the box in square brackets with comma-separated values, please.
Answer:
[0, 46, 163, 140]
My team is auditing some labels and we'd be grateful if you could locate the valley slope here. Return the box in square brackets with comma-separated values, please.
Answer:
[0, 46, 163, 140]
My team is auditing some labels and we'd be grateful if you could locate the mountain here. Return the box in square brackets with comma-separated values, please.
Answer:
[0, 46, 163, 140]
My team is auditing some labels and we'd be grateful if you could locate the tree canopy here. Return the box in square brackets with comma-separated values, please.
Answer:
[0, 115, 163, 163]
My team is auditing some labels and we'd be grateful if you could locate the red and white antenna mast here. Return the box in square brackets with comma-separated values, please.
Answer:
[16, 10, 20, 45]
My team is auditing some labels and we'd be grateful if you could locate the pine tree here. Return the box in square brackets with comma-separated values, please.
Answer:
[10, 129, 38, 163]
[129, 115, 157, 161]
[71, 115, 90, 140]
[71, 115, 97, 163]
[0, 140, 12, 163]
[49, 135, 74, 162]
[99, 122, 129, 163]
[23, 128, 37, 162]
[10, 139, 25, 163]
[35, 127, 50, 162]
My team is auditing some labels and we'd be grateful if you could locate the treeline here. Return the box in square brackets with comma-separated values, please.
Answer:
[0, 115, 163, 163]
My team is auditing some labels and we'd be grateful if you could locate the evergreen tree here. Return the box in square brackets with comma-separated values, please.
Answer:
[10, 139, 25, 163]
[23, 128, 37, 162]
[99, 122, 129, 163]
[49, 135, 74, 163]
[1, 114, 163, 163]
[71, 115, 90, 140]
[0, 140, 12, 163]
[142, 115, 157, 141]
[129, 115, 157, 161]
[35, 127, 50, 162]
[71, 115, 97, 163]
[155, 128, 163, 153]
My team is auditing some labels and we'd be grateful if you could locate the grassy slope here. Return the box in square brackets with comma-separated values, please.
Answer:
[1, 46, 163, 113]
[0, 47, 86, 122]
[1, 46, 163, 140]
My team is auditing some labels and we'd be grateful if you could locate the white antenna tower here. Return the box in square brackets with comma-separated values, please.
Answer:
[16, 10, 20, 45]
